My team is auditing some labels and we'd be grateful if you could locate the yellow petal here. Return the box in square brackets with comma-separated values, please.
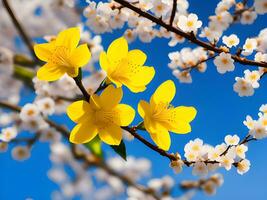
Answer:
[128, 49, 147, 66]
[37, 63, 65, 81]
[170, 122, 192, 134]
[123, 66, 155, 92]
[144, 116, 166, 133]
[151, 80, 176, 105]
[69, 121, 98, 144]
[99, 51, 117, 74]
[56, 27, 80, 51]
[90, 94, 102, 110]
[70, 44, 91, 67]
[67, 100, 92, 123]
[100, 85, 123, 109]
[167, 106, 196, 133]
[107, 37, 128, 64]
[126, 85, 147, 93]
[34, 43, 55, 62]
[98, 124, 122, 145]
[137, 100, 150, 118]
[113, 104, 135, 126]
[99, 51, 109, 72]
[172, 106, 197, 122]
[149, 129, 171, 151]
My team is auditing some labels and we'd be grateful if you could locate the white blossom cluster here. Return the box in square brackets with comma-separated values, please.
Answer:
[48, 142, 183, 200]
[83, 0, 267, 87]
[232, 30, 267, 97]
[83, 0, 191, 43]
[170, 104, 267, 177]
[168, 47, 208, 83]
[200, 0, 266, 43]
[243, 104, 267, 139]
[233, 69, 261, 97]
[48, 142, 94, 199]
[170, 136, 250, 177]
[95, 156, 152, 197]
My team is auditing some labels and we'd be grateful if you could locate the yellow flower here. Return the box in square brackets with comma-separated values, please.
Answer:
[67, 85, 135, 145]
[99, 37, 155, 93]
[138, 80, 197, 150]
[34, 27, 91, 81]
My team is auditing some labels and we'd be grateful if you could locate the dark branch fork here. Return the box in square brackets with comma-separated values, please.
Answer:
[114, 0, 267, 69]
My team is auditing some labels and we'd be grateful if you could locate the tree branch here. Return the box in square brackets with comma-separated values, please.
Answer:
[114, 0, 267, 69]
[2, 0, 38, 62]
[169, 0, 177, 25]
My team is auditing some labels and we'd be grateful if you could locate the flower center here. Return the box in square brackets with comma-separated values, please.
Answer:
[94, 110, 117, 129]
[221, 58, 229, 65]
[187, 20, 194, 27]
[50, 46, 72, 67]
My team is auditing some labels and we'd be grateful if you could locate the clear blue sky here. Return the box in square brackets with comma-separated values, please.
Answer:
[1, 0, 267, 199]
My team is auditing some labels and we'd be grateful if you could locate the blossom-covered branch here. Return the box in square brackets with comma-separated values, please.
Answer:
[113, 0, 267, 68]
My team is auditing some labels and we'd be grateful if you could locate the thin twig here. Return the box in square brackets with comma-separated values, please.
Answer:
[2, 0, 38, 62]
[181, 55, 217, 71]
[169, 0, 177, 25]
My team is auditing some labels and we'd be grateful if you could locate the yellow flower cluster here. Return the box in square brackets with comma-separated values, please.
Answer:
[34, 27, 197, 151]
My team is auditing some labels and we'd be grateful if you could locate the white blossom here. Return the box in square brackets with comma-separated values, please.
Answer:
[241, 11, 257, 25]
[192, 162, 208, 176]
[178, 14, 202, 33]
[237, 159, 251, 175]
[243, 115, 256, 129]
[222, 34, 239, 48]
[214, 52, 235, 74]
[0, 126, 17, 142]
[20, 103, 40, 122]
[254, 52, 267, 62]
[169, 159, 184, 174]
[254, 0, 267, 14]
[249, 121, 267, 139]
[233, 77, 254, 97]
[35, 97, 55, 116]
[172, 70, 192, 83]
[259, 104, 267, 114]
[151, 0, 171, 17]
[235, 144, 248, 159]
[224, 135, 240, 145]
[242, 38, 257, 56]
[244, 70, 260, 88]
[12, 146, 31, 161]
[219, 155, 234, 170]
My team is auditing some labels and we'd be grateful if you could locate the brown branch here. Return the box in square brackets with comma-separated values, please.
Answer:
[122, 126, 177, 161]
[2, 0, 38, 62]
[169, 0, 177, 25]
[114, 0, 267, 69]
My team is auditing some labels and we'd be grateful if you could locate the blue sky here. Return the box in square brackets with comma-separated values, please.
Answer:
[1, 0, 267, 199]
